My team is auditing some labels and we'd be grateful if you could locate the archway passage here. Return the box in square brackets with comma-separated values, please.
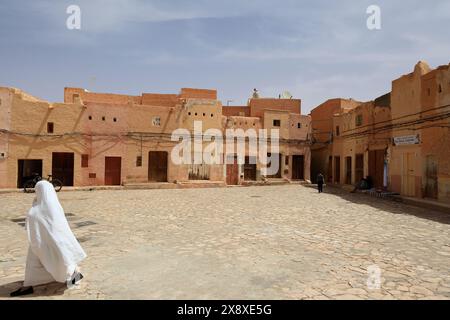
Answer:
[17, 159, 42, 188]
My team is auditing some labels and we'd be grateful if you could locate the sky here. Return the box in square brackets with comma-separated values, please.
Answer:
[0, 0, 449, 114]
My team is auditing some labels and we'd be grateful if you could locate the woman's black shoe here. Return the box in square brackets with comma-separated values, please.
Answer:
[10, 286, 34, 297]
[71, 272, 84, 285]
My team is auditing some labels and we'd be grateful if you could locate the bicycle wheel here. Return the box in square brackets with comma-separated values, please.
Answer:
[51, 179, 63, 192]
[23, 180, 35, 193]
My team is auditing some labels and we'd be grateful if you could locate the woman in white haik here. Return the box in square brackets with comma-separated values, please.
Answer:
[10, 180, 87, 297]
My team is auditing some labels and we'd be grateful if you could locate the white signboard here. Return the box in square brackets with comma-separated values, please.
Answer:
[393, 135, 420, 146]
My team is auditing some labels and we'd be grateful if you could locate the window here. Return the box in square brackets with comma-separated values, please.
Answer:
[73, 94, 79, 102]
[203, 113, 206, 117]
[102, 116, 105, 121]
[47, 122, 54, 133]
[273, 119, 281, 127]
[81, 154, 89, 168]
[336, 126, 340, 136]
[88, 115, 92, 120]
[136, 156, 142, 167]
[152, 116, 161, 127]
[428, 88, 431, 96]
[188, 112, 191, 116]
[439, 84, 442, 93]
[113, 118, 117, 122]
[297, 123, 302, 129]
[0, 98, 2, 106]
[211, 113, 214, 117]
[285, 156, 289, 165]
[355, 114, 363, 127]
[89, 173, 96, 179]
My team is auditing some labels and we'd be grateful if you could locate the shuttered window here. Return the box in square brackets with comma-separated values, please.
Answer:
[81, 154, 89, 167]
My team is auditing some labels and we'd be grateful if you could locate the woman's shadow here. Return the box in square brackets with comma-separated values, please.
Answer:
[0, 280, 67, 298]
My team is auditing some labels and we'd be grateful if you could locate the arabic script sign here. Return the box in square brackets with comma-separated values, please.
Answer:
[393, 135, 420, 146]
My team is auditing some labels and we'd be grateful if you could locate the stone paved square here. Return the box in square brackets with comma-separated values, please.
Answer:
[1, 185, 449, 300]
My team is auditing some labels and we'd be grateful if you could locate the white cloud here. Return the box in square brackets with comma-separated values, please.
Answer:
[30, 0, 255, 33]
[2, 0, 449, 113]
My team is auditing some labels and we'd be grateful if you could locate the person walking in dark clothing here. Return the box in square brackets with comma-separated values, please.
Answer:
[317, 173, 324, 193]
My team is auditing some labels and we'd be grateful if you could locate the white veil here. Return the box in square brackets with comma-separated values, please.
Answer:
[25, 180, 86, 284]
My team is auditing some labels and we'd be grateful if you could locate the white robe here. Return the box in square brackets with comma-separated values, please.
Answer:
[24, 180, 87, 286]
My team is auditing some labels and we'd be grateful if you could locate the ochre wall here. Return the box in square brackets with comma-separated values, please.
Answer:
[0, 88, 13, 188]
[1, 87, 312, 188]
[389, 62, 430, 197]
[249, 98, 301, 119]
[222, 106, 250, 117]
[420, 65, 450, 202]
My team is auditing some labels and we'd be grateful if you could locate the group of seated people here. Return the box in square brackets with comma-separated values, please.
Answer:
[351, 176, 374, 193]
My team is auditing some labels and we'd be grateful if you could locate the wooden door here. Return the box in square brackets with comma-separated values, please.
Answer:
[148, 151, 168, 182]
[244, 156, 257, 181]
[105, 157, 122, 186]
[292, 155, 305, 180]
[401, 153, 415, 197]
[334, 156, 341, 184]
[425, 155, 438, 199]
[327, 156, 333, 182]
[226, 156, 239, 185]
[355, 154, 364, 183]
[52, 152, 74, 186]
[345, 156, 352, 185]
[369, 150, 385, 188]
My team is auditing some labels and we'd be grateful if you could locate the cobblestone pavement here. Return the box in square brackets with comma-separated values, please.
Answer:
[1, 185, 449, 300]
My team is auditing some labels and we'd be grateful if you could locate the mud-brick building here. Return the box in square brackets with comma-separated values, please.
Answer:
[310, 98, 361, 183]
[389, 61, 450, 201]
[310, 61, 450, 203]
[0, 86, 312, 189]
[330, 95, 391, 188]
[0, 87, 225, 188]
[223, 98, 312, 185]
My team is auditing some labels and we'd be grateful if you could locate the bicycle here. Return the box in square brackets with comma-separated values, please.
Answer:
[23, 173, 63, 193]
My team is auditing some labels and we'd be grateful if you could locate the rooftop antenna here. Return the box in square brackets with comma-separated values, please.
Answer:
[226, 100, 234, 106]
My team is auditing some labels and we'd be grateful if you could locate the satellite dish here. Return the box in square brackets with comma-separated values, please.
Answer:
[280, 91, 293, 99]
